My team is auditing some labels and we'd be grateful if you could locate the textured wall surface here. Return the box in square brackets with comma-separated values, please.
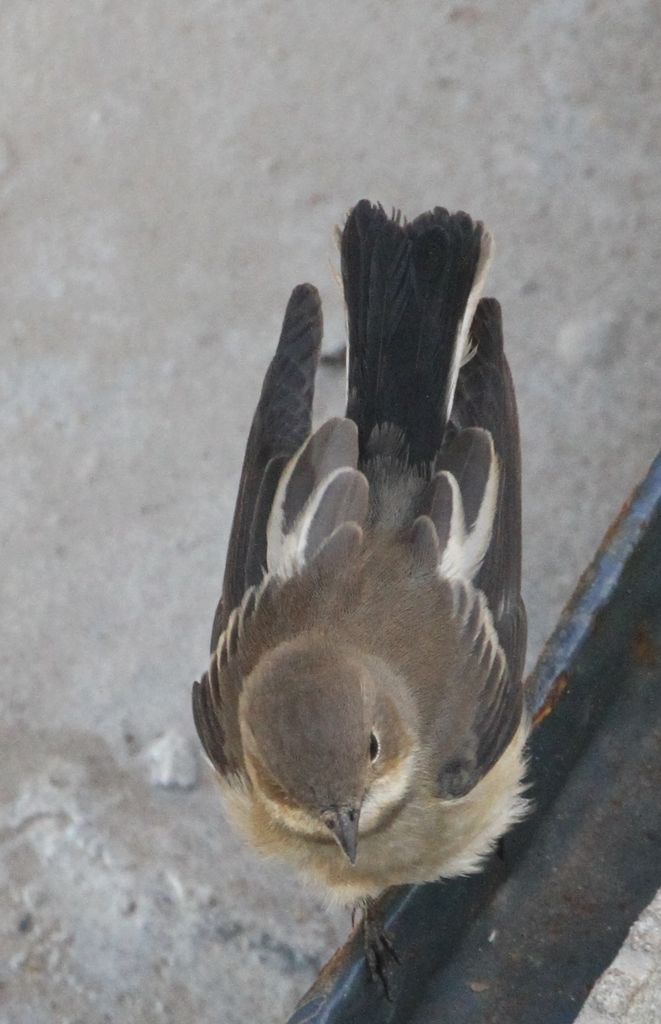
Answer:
[1, 1, 660, 1022]
[576, 892, 661, 1024]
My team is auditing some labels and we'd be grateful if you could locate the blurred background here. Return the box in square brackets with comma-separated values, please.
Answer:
[1, 2, 659, 1022]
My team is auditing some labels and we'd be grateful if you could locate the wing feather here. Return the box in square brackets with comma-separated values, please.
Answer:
[451, 297, 527, 683]
[436, 581, 522, 799]
[266, 417, 360, 573]
[211, 283, 322, 653]
[428, 297, 525, 797]
[301, 469, 369, 563]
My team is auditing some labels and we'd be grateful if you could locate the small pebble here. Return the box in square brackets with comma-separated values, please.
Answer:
[17, 912, 34, 934]
[556, 313, 622, 368]
[590, 968, 638, 1016]
[145, 731, 199, 790]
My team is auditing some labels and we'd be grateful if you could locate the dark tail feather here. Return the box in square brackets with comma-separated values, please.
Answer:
[341, 200, 492, 468]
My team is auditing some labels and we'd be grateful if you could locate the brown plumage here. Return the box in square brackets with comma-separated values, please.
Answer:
[192, 200, 529, 972]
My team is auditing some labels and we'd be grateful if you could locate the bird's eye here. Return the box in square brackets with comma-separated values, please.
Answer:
[369, 732, 380, 762]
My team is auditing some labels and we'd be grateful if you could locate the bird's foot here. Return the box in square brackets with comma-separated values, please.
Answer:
[361, 899, 400, 1001]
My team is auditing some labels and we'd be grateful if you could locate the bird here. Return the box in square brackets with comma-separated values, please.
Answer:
[192, 200, 529, 986]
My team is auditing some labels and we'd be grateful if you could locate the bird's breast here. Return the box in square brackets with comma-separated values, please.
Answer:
[219, 725, 528, 906]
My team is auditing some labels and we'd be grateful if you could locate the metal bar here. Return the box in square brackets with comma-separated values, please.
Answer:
[288, 451, 661, 1024]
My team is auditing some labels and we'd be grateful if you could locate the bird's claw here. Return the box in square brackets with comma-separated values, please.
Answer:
[363, 911, 400, 1001]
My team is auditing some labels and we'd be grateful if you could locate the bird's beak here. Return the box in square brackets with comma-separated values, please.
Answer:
[322, 806, 361, 865]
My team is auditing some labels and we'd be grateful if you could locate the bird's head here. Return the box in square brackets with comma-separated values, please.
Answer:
[239, 636, 416, 864]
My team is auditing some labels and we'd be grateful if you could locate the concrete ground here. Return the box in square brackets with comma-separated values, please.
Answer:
[1, 1, 660, 1022]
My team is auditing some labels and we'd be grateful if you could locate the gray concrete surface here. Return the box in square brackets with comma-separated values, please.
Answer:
[576, 891, 661, 1024]
[0, 1, 659, 1022]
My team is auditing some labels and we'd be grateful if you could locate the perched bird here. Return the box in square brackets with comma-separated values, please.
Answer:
[193, 200, 529, 981]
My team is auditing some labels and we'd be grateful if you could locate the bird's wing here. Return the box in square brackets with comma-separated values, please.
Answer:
[409, 296, 525, 796]
[196, 277, 377, 778]
[450, 297, 527, 685]
[196, 283, 321, 777]
[193, 579, 265, 778]
[399, 508, 523, 799]
[435, 577, 523, 799]
[211, 283, 322, 653]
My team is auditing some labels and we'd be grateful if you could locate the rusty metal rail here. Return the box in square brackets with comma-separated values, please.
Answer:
[288, 451, 661, 1024]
